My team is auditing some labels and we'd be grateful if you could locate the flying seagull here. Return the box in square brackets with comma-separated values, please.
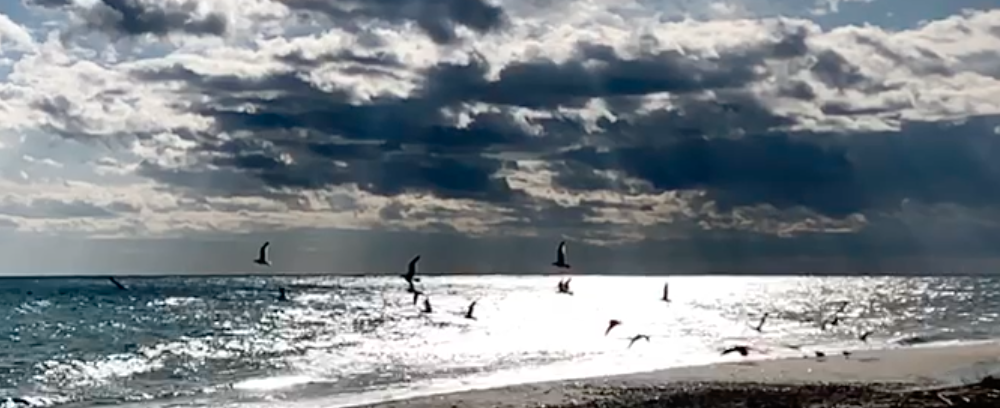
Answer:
[108, 277, 127, 291]
[402, 255, 422, 284]
[628, 334, 650, 348]
[552, 241, 570, 269]
[751, 313, 770, 333]
[254, 242, 271, 266]
[858, 330, 873, 343]
[721, 345, 757, 357]
[464, 300, 478, 320]
[558, 278, 573, 295]
[661, 283, 670, 302]
[605, 319, 621, 336]
[820, 315, 842, 331]
[421, 297, 433, 314]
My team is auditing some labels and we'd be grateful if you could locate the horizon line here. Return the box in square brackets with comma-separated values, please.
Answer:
[0, 271, 994, 279]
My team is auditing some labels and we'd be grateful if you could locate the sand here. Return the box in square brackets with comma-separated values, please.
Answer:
[350, 342, 1000, 408]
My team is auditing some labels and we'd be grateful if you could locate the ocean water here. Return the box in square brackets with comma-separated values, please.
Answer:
[1, 275, 999, 408]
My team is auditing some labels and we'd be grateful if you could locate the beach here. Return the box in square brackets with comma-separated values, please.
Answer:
[353, 342, 1000, 408]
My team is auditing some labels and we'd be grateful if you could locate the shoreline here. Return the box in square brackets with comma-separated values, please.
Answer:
[346, 341, 1000, 408]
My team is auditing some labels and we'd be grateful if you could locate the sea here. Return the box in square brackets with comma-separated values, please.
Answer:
[1, 275, 999, 408]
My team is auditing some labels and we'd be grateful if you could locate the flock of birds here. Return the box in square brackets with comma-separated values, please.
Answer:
[107, 239, 878, 360]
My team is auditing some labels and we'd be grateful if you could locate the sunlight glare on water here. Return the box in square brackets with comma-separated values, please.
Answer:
[1, 275, 999, 408]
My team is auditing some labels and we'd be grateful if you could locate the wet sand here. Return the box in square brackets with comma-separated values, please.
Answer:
[352, 342, 1000, 408]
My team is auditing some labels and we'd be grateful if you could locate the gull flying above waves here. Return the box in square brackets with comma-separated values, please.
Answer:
[402, 255, 422, 284]
[464, 300, 478, 320]
[858, 330, 874, 343]
[253, 241, 271, 266]
[108, 277, 127, 291]
[605, 319, 622, 336]
[552, 241, 570, 269]
[820, 315, 842, 331]
[409, 288, 424, 305]
[750, 313, 769, 333]
[557, 278, 573, 295]
[721, 345, 761, 357]
[627, 334, 650, 348]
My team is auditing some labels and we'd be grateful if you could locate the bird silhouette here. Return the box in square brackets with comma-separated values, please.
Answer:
[253, 242, 271, 266]
[661, 283, 670, 302]
[108, 277, 127, 291]
[605, 319, 621, 336]
[552, 241, 570, 269]
[858, 330, 873, 343]
[402, 255, 422, 284]
[627, 334, 650, 348]
[464, 300, 478, 320]
[751, 313, 770, 333]
[721, 345, 755, 357]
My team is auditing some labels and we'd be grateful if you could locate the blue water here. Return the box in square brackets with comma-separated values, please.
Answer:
[1, 275, 999, 408]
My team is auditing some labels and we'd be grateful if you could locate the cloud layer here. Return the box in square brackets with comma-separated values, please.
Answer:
[2, 0, 1000, 273]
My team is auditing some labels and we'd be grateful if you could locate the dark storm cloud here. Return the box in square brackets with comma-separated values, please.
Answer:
[557, 114, 1000, 217]
[120, 29, 818, 207]
[29, 0, 227, 38]
[279, 0, 506, 44]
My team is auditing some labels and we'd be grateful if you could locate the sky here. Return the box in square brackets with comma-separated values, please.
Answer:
[0, 0, 999, 275]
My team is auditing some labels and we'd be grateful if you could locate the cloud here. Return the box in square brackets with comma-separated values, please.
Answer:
[3, 2, 1000, 272]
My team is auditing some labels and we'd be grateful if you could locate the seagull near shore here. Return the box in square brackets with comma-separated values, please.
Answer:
[108, 277, 127, 291]
[820, 315, 842, 331]
[557, 278, 573, 295]
[464, 300, 478, 320]
[721, 345, 759, 357]
[750, 313, 769, 333]
[858, 330, 874, 343]
[605, 319, 621, 336]
[552, 241, 570, 269]
[253, 242, 271, 266]
[627, 334, 650, 348]
[402, 255, 422, 284]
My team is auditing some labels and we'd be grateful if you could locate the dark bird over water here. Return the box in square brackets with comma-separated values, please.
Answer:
[108, 277, 126, 291]
[721, 345, 755, 357]
[278, 287, 288, 301]
[858, 330, 873, 343]
[253, 242, 271, 266]
[605, 319, 621, 336]
[557, 278, 573, 295]
[402, 255, 422, 284]
[751, 313, 770, 333]
[552, 241, 570, 269]
[628, 334, 650, 348]
[464, 300, 478, 320]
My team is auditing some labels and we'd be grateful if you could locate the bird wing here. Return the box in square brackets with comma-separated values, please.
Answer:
[468, 300, 477, 314]
[408, 255, 421, 276]
[663, 283, 669, 298]
[557, 241, 566, 261]
[259, 242, 270, 259]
